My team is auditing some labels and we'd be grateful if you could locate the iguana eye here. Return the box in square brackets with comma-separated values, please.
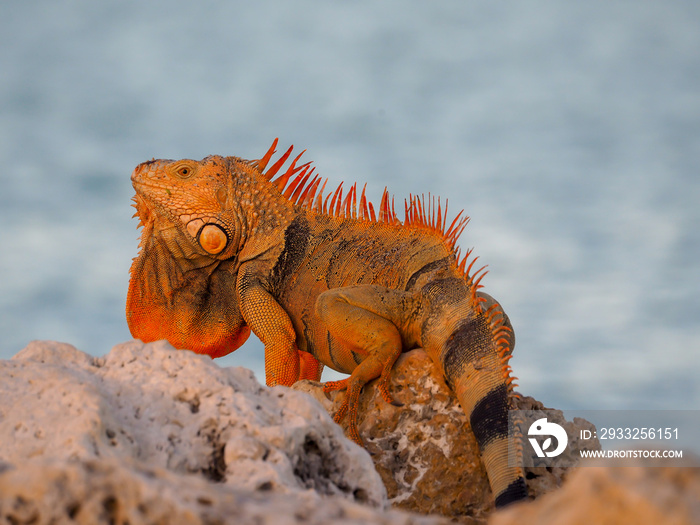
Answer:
[178, 167, 191, 177]
[173, 164, 195, 179]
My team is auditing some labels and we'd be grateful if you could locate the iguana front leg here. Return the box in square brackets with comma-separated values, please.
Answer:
[236, 267, 305, 386]
[316, 285, 415, 445]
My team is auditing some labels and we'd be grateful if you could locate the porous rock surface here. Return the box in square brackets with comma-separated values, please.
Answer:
[0, 340, 448, 525]
[3, 341, 696, 525]
[294, 349, 600, 522]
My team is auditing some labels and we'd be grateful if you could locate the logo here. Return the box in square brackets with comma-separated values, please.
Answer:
[528, 418, 568, 458]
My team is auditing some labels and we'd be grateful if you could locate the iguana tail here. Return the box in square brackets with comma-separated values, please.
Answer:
[419, 275, 527, 508]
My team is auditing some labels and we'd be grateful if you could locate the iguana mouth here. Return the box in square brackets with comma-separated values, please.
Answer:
[131, 159, 178, 194]
[130, 163, 185, 230]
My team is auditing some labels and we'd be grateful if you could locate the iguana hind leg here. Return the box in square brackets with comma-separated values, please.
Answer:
[316, 285, 411, 445]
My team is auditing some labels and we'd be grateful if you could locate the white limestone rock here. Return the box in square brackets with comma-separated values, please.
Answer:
[0, 340, 451, 524]
[0, 457, 448, 525]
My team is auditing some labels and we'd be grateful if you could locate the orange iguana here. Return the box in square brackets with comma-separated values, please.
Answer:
[127, 139, 527, 507]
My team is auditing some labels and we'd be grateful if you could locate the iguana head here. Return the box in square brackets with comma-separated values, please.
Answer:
[131, 155, 244, 259]
[127, 154, 265, 358]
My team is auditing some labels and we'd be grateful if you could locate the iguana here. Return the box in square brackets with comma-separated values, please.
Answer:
[126, 139, 528, 507]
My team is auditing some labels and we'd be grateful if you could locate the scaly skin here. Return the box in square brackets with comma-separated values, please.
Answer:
[127, 140, 528, 507]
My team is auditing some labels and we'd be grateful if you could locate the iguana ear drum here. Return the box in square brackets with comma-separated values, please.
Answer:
[199, 224, 228, 254]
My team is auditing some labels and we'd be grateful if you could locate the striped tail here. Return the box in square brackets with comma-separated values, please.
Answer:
[419, 278, 527, 507]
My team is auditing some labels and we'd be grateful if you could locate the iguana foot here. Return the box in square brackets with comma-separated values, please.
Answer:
[323, 378, 350, 393]
[323, 364, 404, 447]
[324, 378, 363, 445]
[323, 377, 351, 424]
[378, 365, 403, 407]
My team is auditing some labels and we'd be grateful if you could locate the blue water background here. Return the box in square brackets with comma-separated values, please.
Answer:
[1, 1, 698, 411]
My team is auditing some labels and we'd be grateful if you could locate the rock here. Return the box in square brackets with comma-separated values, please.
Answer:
[490, 456, 700, 525]
[0, 458, 451, 525]
[294, 349, 600, 522]
[0, 340, 449, 525]
[7, 341, 692, 524]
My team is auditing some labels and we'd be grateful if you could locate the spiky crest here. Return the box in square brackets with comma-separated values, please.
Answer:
[253, 140, 470, 251]
[251, 141, 491, 283]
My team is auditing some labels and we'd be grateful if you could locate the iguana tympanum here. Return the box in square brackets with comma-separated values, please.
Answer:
[127, 139, 527, 507]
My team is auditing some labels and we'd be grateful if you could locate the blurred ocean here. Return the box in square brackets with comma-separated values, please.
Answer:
[1, 0, 698, 411]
